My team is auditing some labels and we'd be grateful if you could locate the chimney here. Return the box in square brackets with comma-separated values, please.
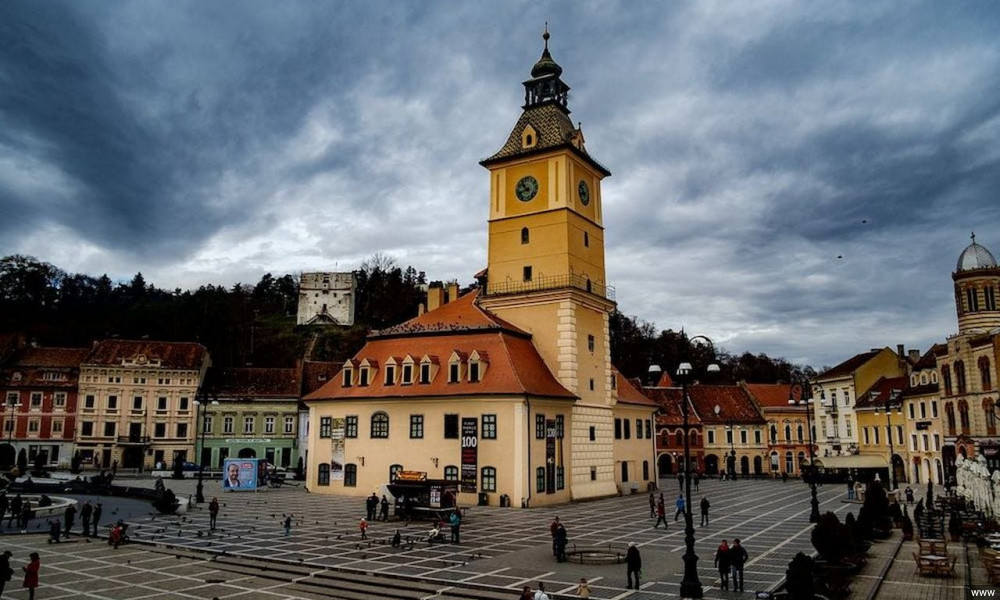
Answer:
[427, 284, 444, 312]
[447, 281, 460, 303]
[909, 349, 921, 362]
[896, 344, 905, 357]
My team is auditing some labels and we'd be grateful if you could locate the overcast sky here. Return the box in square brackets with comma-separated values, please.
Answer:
[2, 1, 999, 369]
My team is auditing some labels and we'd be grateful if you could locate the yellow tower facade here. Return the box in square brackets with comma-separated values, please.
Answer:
[478, 31, 620, 499]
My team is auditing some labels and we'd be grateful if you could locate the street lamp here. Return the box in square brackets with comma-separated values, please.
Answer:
[713, 405, 738, 480]
[194, 394, 219, 504]
[2, 394, 21, 470]
[872, 389, 902, 491]
[788, 379, 820, 523]
[674, 334, 720, 600]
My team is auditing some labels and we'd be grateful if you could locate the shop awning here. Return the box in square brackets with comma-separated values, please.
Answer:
[812, 455, 888, 470]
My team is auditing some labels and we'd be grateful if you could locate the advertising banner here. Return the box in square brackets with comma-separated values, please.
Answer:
[330, 417, 345, 480]
[223, 458, 262, 490]
[460, 417, 478, 494]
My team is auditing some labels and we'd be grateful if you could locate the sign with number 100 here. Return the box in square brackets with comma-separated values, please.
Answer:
[461, 436, 478, 448]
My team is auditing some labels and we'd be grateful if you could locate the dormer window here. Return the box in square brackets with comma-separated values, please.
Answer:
[342, 368, 353, 387]
[402, 364, 413, 385]
[420, 363, 431, 384]
[385, 364, 396, 385]
[521, 124, 538, 149]
[359, 368, 369, 387]
[449, 362, 460, 383]
[469, 361, 480, 383]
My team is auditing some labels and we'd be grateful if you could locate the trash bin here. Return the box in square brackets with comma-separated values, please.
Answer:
[478, 492, 489, 506]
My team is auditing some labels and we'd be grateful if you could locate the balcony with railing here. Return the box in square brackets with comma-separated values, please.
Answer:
[486, 273, 615, 301]
[117, 435, 151, 445]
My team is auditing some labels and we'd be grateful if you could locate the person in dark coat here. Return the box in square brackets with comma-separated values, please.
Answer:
[48, 520, 60, 544]
[625, 542, 642, 589]
[80, 501, 93, 537]
[648, 492, 656, 518]
[366, 493, 378, 521]
[553, 523, 568, 562]
[92, 502, 103, 536]
[209, 497, 220, 530]
[729, 538, 749, 592]
[18, 502, 31, 534]
[63, 504, 76, 538]
[654, 498, 668, 529]
[0, 550, 11, 597]
[8, 496, 21, 528]
[700, 496, 710, 526]
[715, 540, 731, 590]
[0, 493, 7, 529]
[380, 496, 390, 522]
[677, 473, 684, 489]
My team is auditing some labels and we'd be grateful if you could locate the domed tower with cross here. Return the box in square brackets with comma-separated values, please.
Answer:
[953, 233, 1000, 334]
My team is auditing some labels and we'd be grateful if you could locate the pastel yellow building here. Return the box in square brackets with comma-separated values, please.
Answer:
[304, 32, 657, 506]
[901, 347, 944, 485]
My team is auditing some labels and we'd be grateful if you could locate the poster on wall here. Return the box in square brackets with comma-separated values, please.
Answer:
[223, 458, 261, 490]
[460, 417, 478, 494]
[330, 417, 345, 480]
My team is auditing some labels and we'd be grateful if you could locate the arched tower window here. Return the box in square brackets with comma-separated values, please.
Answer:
[944, 402, 956, 435]
[958, 400, 970, 433]
[675, 431, 683, 447]
[955, 361, 967, 394]
[521, 227, 529, 244]
[987, 286, 998, 311]
[942, 364, 953, 396]
[784, 423, 791, 442]
[984, 398, 997, 436]
[980, 356, 992, 391]
[967, 287, 980, 312]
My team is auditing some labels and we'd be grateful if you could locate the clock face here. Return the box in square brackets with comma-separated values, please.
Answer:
[515, 176, 539, 202]
[578, 180, 590, 206]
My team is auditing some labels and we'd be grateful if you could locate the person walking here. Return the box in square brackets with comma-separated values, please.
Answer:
[905, 486, 915, 504]
[694, 472, 701, 491]
[518, 586, 533, 600]
[80, 501, 93, 537]
[209, 497, 220, 530]
[63, 503, 76, 538]
[700, 496, 710, 526]
[0, 550, 11, 598]
[449, 510, 461, 544]
[359, 517, 368, 540]
[553, 523, 567, 562]
[283, 515, 292, 537]
[714, 539, 731, 590]
[576, 577, 591, 598]
[549, 517, 561, 557]
[48, 520, 60, 544]
[674, 494, 685, 521]
[18, 502, 30, 534]
[533, 581, 550, 600]
[625, 542, 642, 589]
[654, 498, 668, 529]
[648, 492, 656, 518]
[677, 473, 684, 489]
[21, 552, 39, 600]
[92, 502, 103, 536]
[846, 477, 855, 500]
[729, 538, 749, 592]
[380, 495, 390, 522]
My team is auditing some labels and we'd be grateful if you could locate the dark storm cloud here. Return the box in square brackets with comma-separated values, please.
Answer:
[1, 1, 998, 368]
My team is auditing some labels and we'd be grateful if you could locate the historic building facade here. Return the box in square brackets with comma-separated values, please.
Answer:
[297, 272, 356, 326]
[304, 33, 657, 506]
[75, 340, 210, 470]
[744, 383, 812, 477]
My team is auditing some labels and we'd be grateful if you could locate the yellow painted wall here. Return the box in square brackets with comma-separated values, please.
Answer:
[611, 404, 658, 492]
[856, 348, 905, 396]
[487, 151, 605, 225]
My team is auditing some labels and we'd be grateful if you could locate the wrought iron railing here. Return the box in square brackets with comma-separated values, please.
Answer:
[486, 273, 615, 301]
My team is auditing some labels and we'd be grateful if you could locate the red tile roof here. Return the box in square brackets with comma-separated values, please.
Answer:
[817, 349, 882, 380]
[372, 290, 528, 338]
[9, 347, 90, 368]
[686, 385, 765, 424]
[744, 383, 794, 408]
[855, 376, 908, 409]
[642, 387, 696, 426]
[301, 361, 341, 395]
[614, 370, 658, 407]
[205, 367, 300, 397]
[656, 371, 674, 387]
[84, 340, 209, 370]
[913, 346, 940, 371]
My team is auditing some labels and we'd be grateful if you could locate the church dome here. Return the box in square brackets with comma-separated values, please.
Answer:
[957, 236, 998, 271]
[530, 30, 563, 78]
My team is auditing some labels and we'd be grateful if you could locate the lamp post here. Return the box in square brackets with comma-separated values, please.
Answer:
[788, 379, 820, 523]
[2, 393, 20, 470]
[872, 389, 902, 491]
[194, 393, 219, 504]
[675, 334, 720, 599]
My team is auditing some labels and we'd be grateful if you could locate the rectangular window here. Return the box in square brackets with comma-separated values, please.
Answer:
[645, 420, 652, 439]
[410, 414, 424, 439]
[177, 423, 188, 438]
[84, 395, 95, 409]
[536, 467, 545, 493]
[385, 365, 396, 385]
[557, 466, 565, 490]
[264, 416, 275, 434]
[132, 396, 143, 411]
[934, 434, 940, 451]
[103, 422, 115, 437]
[589, 378, 594, 391]
[359, 368, 369, 387]
[51, 420, 63, 435]
[243, 416, 254, 434]
[556, 415, 564, 438]
[179, 397, 189, 411]
[740, 430, 748, 444]
[27, 419, 39, 433]
[845, 419, 852, 438]
[284, 416, 295, 434]
[636, 418, 643, 439]
[588, 335, 595, 353]
[203, 416, 213, 434]
[402, 365, 413, 385]
[469, 362, 480, 383]
[444, 414, 459, 439]
[931, 401, 938, 418]
[523, 265, 532, 281]
[481, 467, 497, 492]
[81, 421, 94, 437]
[707, 430, 715, 444]
[30, 393, 42, 408]
[589, 426, 596, 441]
[590, 466, 597, 481]
[107, 395, 118, 410]
[911, 434, 917, 451]
[154, 423, 166, 438]
[482, 414, 497, 439]
[908, 403, 915, 419]
[449, 363, 459, 383]
[873, 427, 880, 444]
[420, 363, 430, 384]
[726, 429, 733, 444]
[342, 369, 353, 387]
[920, 402, 926, 419]
[922, 434, 929, 451]
[614, 418, 622, 440]
[345, 415, 358, 438]
[536, 414, 546, 439]
[863, 427, 870, 445]
[344, 464, 357, 486]
[157, 397, 168, 411]
[319, 417, 332, 438]
[623, 418, 631, 439]
[317, 464, 330, 486]
[754, 430, 762, 444]
[223, 416, 234, 434]
[896, 425, 904, 445]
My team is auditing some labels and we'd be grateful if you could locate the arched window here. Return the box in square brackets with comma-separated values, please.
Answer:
[675, 431, 683, 447]
[797, 452, 806, 469]
[389, 464, 403, 481]
[980, 356, 993, 391]
[942, 364, 953, 396]
[985, 399, 997, 436]
[770, 452, 779, 471]
[967, 287, 980, 312]
[797, 424, 804, 442]
[481, 466, 497, 492]
[317, 463, 330, 486]
[784, 423, 792, 442]
[945, 402, 956, 435]
[344, 463, 357, 487]
[689, 430, 699, 446]
[443, 465, 458, 481]
[769, 424, 777, 443]
[956, 361, 967, 394]
[521, 227, 529, 244]
[371, 412, 389, 438]
[643, 460, 650, 480]
[958, 400, 970, 433]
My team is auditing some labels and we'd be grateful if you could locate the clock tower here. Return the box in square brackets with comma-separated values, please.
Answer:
[478, 29, 618, 499]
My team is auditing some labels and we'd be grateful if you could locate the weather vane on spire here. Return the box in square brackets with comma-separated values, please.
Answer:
[543, 22, 550, 50]
[972, 232, 977, 244]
